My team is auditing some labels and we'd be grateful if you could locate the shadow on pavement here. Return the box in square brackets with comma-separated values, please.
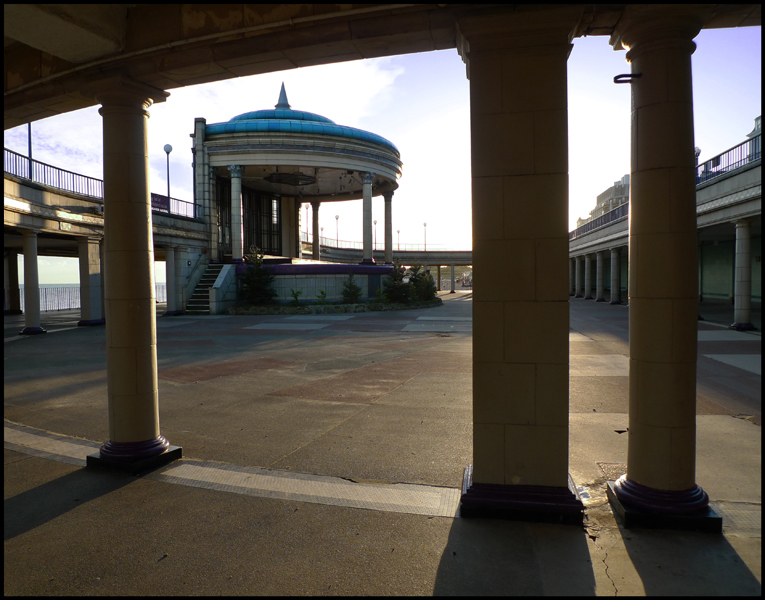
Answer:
[4, 467, 134, 542]
[620, 526, 761, 596]
[432, 518, 596, 595]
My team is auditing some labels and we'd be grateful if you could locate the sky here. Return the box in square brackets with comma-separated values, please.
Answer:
[5, 26, 761, 284]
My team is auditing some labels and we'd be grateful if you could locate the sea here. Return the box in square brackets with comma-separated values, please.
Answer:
[13, 284, 167, 312]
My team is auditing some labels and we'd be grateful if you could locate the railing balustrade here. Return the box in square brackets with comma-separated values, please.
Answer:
[4, 147, 195, 218]
[15, 284, 167, 312]
[300, 231, 469, 252]
[696, 134, 760, 185]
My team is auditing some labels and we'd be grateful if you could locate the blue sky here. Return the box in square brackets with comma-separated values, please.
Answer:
[5, 26, 761, 284]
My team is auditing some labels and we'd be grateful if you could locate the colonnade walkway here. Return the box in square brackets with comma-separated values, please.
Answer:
[4, 292, 761, 595]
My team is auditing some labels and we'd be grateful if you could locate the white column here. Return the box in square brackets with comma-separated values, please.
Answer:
[77, 236, 104, 325]
[731, 219, 754, 330]
[95, 78, 173, 462]
[569, 257, 575, 296]
[383, 191, 393, 264]
[595, 251, 606, 301]
[610, 247, 621, 304]
[311, 199, 321, 260]
[164, 246, 178, 314]
[451, 264, 456, 293]
[613, 9, 709, 513]
[361, 172, 375, 264]
[584, 253, 593, 299]
[228, 165, 243, 262]
[574, 256, 583, 297]
[20, 230, 45, 334]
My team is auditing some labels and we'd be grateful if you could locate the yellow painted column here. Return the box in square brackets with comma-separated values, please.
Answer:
[612, 8, 710, 513]
[20, 230, 45, 335]
[95, 79, 172, 461]
[457, 8, 584, 521]
[361, 172, 375, 264]
[77, 236, 104, 325]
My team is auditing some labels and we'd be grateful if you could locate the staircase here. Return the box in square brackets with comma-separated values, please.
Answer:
[184, 263, 224, 315]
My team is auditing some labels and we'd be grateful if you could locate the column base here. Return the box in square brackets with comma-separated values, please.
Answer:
[231, 258, 245, 264]
[730, 322, 756, 331]
[163, 310, 185, 316]
[574, 294, 583, 298]
[584, 295, 593, 300]
[450, 290, 456, 294]
[595, 298, 606, 302]
[607, 480, 721, 533]
[4, 309, 23, 315]
[20, 326, 47, 335]
[609, 300, 622, 305]
[78, 318, 105, 326]
[88, 435, 182, 474]
[359, 258, 376, 265]
[459, 465, 584, 525]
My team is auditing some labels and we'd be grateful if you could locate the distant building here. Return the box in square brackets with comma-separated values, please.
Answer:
[576, 174, 630, 228]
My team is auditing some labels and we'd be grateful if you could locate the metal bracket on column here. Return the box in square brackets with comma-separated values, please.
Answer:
[614, 73, 642, 84]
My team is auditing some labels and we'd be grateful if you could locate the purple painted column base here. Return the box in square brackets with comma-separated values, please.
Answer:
[596, 298, 607, 302]
[163, 310, 185, 316]
[20, 327, 47, 335]
[730, 322, 756, 331]
[460, 465, 584, 525]
[584, 295, 593, 300]
[610, 300, 622, 305]
[608, 477, 721, 533]
[78, 319, 105, 326]
[359, 258, 376, 265]
[574, 294, 583, 298]
[87, 436, 182, 474]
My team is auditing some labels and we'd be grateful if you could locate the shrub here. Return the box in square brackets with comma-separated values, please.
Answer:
[409, 263, 437, 302]
[317, 290, 328, 305]
[241, 248, 276, 304]
[383, 260, 413, 304]
[342, 272, 363, 304]
[290, 289, 303, 306]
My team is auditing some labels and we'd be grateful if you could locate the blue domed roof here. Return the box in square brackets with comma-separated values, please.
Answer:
[205, 84, 399, 156]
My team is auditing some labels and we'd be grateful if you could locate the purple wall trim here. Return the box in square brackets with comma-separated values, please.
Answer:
[235, 263, 394, 276]
[99, 435, 170, 462]
[613, 475, 709, 515]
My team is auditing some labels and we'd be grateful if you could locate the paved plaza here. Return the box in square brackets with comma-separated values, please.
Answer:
[4, 292, 761, 595]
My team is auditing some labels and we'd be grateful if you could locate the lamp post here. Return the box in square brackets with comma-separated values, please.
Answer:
[397, 230, 400, 251]
[423, 222, 427, 251]
[163, 144, 172, 204]
[335, 214, 339, 247]
[374, 219, 377, 251]
[320, 227, 324, 247]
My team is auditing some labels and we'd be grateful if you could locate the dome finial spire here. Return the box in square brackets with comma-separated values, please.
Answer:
[275, 82, 291, 110]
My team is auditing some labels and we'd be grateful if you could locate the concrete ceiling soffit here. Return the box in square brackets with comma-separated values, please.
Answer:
[3, 4, 128, 64]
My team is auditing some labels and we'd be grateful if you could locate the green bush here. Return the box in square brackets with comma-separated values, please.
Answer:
[241, 248, 276, 304]
[342, 272, 363, 304]
[383, 260, 413, 304]
[409, 263, 437, 302]
[317, 290, 328, 305]
[290, 289, 303, 306]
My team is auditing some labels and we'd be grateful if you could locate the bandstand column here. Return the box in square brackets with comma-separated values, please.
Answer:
[610, 9, 712, 522]
[731, 219, 755, 331]
[574, 255, 583, 297]
[361, 172, 375, 264]
[569, 257, 575, 296]
[451, 264, 456, 293]
[228, 165, 243, 262]
[311, 200, 321, 260]
[20, 230, 45, 335]
[583, 253, 593, 299]
[383, 191, 393, 264]
[91, 78, 179, 466]
[595, 251, 606, 302]
[77, 236, 104, 326]
[164, 245, 182, 315]
[610, 247, 622, 304]
[457, 8, 584, 522]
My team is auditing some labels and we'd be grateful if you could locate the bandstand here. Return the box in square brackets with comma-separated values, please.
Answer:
[192, 84, 403, 264]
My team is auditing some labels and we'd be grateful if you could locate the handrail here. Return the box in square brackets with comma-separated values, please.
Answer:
[4, 147, 195, 218]
[301, 231, 470, 252]
[696, 134, 760, 185]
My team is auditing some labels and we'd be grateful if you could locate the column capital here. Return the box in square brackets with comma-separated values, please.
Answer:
[227, 164, 243, 178]
[382, 191, 394, 202]
[610, 5, 709, 53]
[362, 171, 375, 185]
[90, 74, 168, 113]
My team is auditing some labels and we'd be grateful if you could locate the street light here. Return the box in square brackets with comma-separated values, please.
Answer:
[423, 222, 427, 251]
[163, 144, 172, 204]
[320, 227, 324, 247]
[397, 229, 400, 251]
[374, 219, 377, 251]
[335, 215, 339, 247]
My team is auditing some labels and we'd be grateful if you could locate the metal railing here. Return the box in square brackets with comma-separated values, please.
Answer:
[569, 202, 629, 241]
[696, 134, 760, 185]
[4, 147, 195, 218]
[14, 284, 167, 312]
[301, 231, 468, 252]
